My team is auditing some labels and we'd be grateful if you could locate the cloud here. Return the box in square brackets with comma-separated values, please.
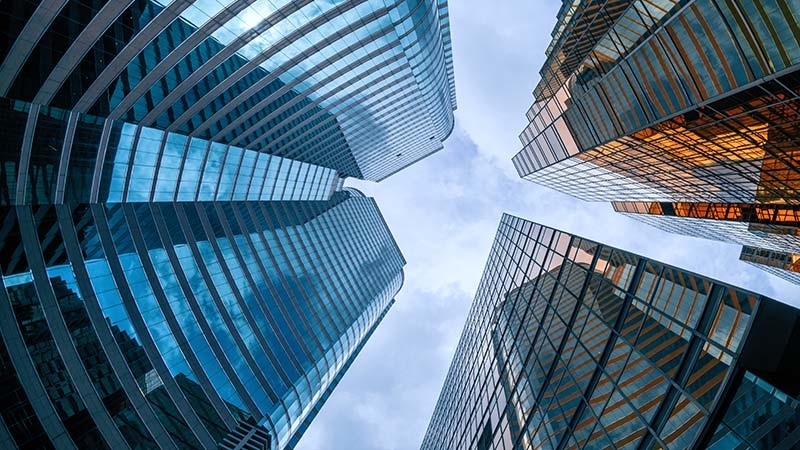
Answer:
[296, 126, 520, 450]
[448, 0, 561, 172]
[295, 0, 800, 448]
[297, 124, 800, 450]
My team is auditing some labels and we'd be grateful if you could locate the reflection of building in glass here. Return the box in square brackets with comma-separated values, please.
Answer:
[0, 192, 405, 450]
[512, 0, 800, 283]
[1, 275, 257, 449]
[0, 0, 452, 447]
[421, 215, 800, 450]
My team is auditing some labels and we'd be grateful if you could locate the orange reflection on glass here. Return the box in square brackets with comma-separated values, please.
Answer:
[613, 201, 800, 230]
[740, 247, 800, 273]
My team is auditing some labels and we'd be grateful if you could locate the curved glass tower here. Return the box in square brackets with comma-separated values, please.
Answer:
[0, 0, 456, 191]
[0, 192, 405, 450]
[0, 0, 453, 448]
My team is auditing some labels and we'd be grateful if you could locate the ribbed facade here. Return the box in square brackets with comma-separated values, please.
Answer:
[0, 191, 405, 450]
[0, 0, 456, 186]
[0, 0, 451, 448]
[512, 0, 800, 284]
[421, 215, 800, 450]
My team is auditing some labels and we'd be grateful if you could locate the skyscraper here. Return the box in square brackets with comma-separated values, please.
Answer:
[0, 0, 456, 202]
[0, 0, 454, 448]
[612, 200, 800, 286]
[421, 215, 800, 450]
[739, 245, 800, 285]
[512, 0, 800, 284]
[0, 191, 406, 450]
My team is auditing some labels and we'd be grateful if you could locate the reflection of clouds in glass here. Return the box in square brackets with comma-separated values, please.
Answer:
[48, 194, 402, 449]
[107, 123, 137, 202]
[177, 0, 229, 29]
[212, 0, 285, 46]
[187, 240, 274, 413]
[177, 139, 208, 201]
[149, 247, 247, 410]
[105, 121, 336, 203]
[85, 259, 139, 341]
[118, 253, 192, 378]
[128, 128, 164, 202]
[267, 196, 403, 437]
[198, 143, 225, 200]
[149, 250, 191, 319]
[173, 244, 229, 350]
[154, 133, 188, 201]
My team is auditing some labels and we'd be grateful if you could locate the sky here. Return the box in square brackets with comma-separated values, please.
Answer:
[295, 0, 800, 449]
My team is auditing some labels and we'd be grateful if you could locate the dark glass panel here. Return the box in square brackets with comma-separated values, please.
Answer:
[0, 0, 40, 60]
[91, 11, 195, 117]
[0, 325, 53, 449]
[26, 107, 68, 204]
[33, 206, 68, 268]
[6, 281, 110, 449]
[0, 207, 29, 275]
[128, 31, 227, 124]
[65, 113, 104, 205]
[710, 372, 800, 450]
[0, 98, 29, 205]
[51, 0, 161, 110]
[9, 0, 104, 102]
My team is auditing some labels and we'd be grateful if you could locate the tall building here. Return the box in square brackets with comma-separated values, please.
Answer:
[612, 200, 800, 286]
[0, 0, 456, 188]
[0, 0, 454, 449]
[422, 215, 800, 450]
[512, 0, 800, 284]
[0, 191, 406, 450]
[739, 245, 800, 285]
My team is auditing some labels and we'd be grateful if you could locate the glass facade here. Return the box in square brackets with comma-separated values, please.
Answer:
[612, 200, 800, 284]
[421, 214, 800, 450]
[0, 0, 456, 182]
[0, 97, 341, 206]
[512, 0, 800, 284]
[0, 191, 405, 450]
[0, 0, 450, 448]
[739, 246, 800, 286]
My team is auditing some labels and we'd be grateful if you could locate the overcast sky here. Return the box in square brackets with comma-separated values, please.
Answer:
[296, 0, 800, 449]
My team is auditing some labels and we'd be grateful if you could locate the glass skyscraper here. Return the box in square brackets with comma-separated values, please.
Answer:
[0, 0, 456, 187]
[421, 215, 800, 450]
[512, 0, 800, 284]
[611, 200, 800, 286]
[739, 246, 800, 285]
[0, 191, 406, 450]
[0, 0, 454, 449]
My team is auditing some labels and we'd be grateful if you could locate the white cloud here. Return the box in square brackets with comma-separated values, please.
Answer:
[295, 0, 800, 449]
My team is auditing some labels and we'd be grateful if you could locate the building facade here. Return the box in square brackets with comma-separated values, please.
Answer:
[512, 0, 800, 283]
[739, 246, 800, 286]
[0, 0, 454, 448]
[612, 200, 800, 285]
[421, 215, 800, 450]
[0, 0, 456, 188]
[0, 191, 405, 450]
